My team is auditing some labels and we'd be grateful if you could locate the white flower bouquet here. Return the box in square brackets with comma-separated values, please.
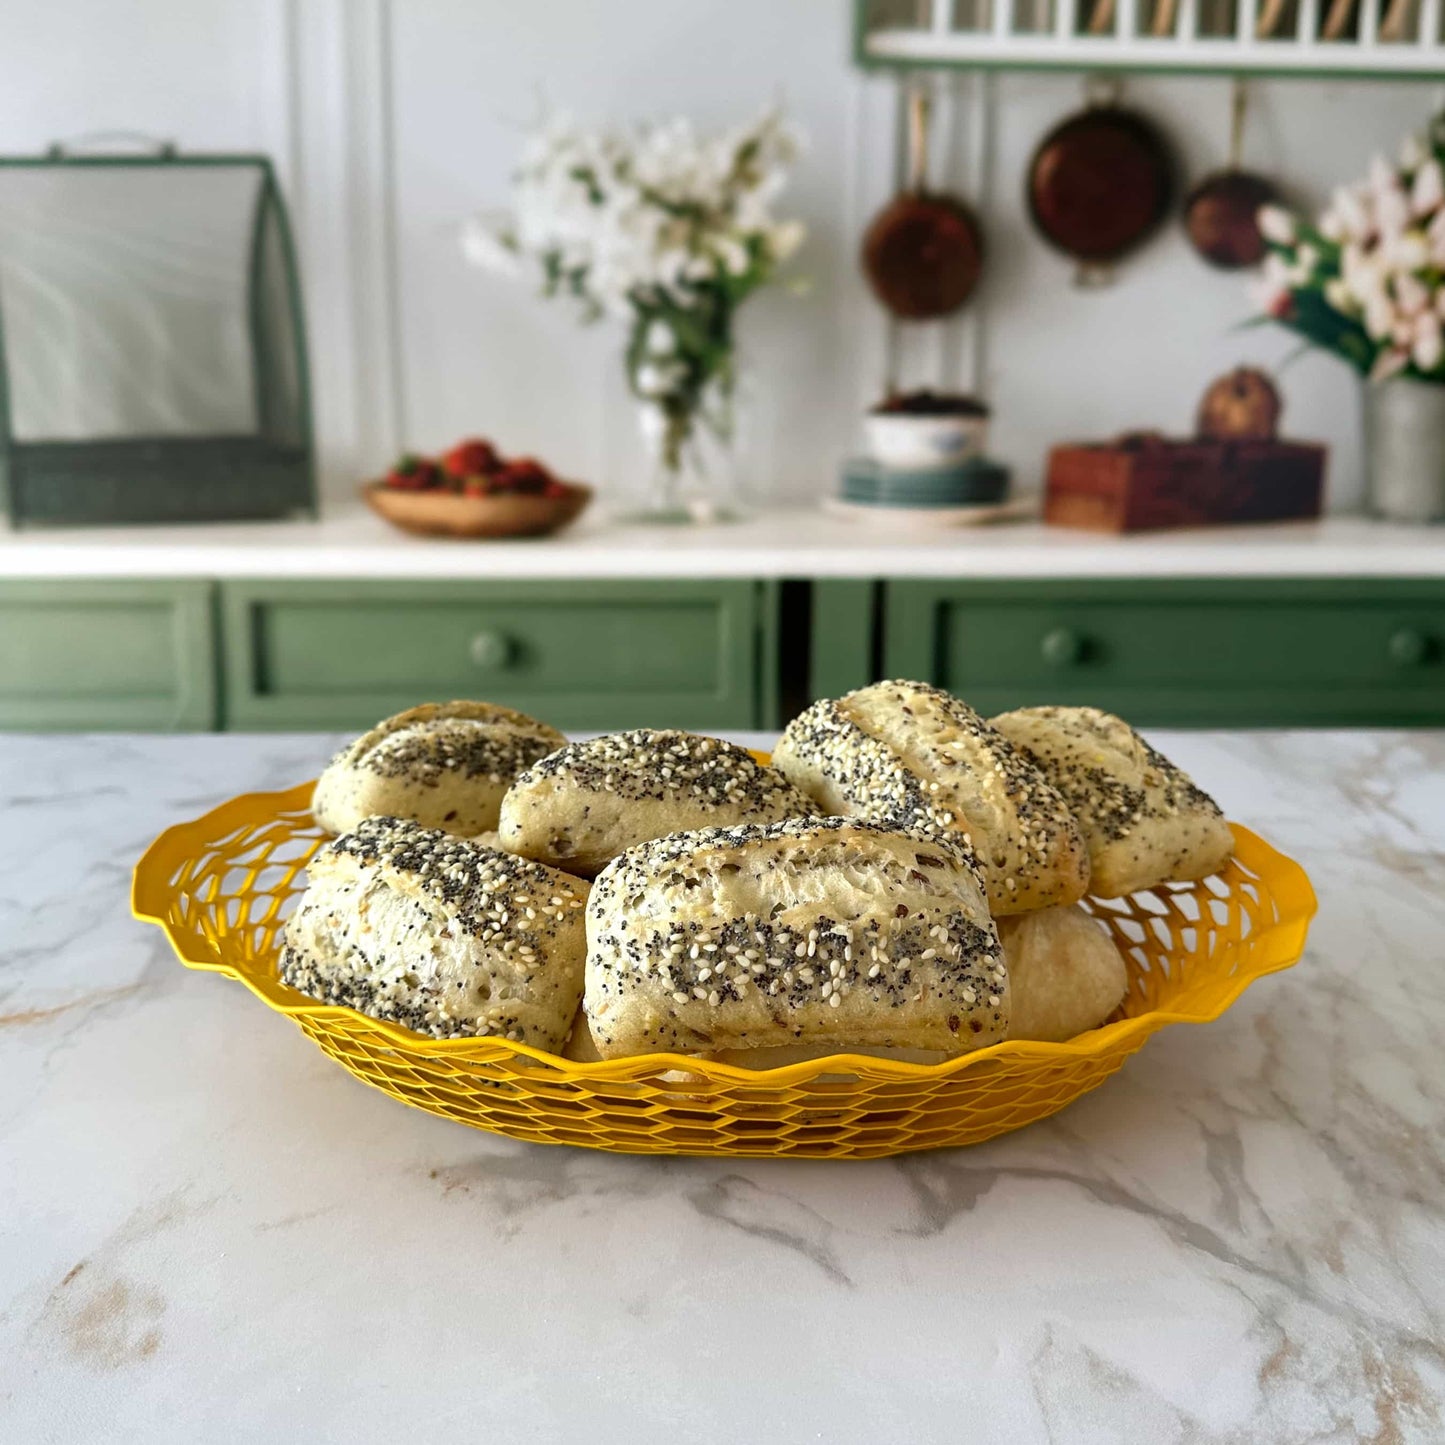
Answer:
[1255, 124, 1445, 383]
[464, 107, 804, 508]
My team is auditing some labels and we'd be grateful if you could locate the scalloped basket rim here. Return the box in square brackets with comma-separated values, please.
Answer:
[131, 773, 1318, 1090]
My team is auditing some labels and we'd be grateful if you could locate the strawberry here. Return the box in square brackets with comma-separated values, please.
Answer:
[384, 454, 442, 491]
[442, 437, 501, 480]
[461, 475, 494, 497]
[497, 458, 551, 495]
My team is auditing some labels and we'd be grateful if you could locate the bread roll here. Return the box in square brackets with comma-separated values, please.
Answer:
[991, 706, 1234, 897]
[584, 816, 1005, 1059]
[499, 728, 815, 877]
[998, 905, 1129, 1043]
[699, 902, 1131, 1061]
[562, 1007, 603, 1063]
[774, 680, 1090, 915]
[706, 1042, 948, 1070]
[566, 1006, 946, 1074]
[280, 816, 588, 1049]
[672, 903, 1132, 1058]
[312, 701, 566, 837]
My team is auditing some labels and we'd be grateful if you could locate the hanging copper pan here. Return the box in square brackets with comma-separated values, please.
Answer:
[1027, 81, 1175, 286]
[1183, 80, 1282, 270]
[862, 84, 984, 321]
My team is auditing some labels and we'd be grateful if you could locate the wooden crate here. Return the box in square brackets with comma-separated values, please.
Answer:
[1045, 437, 1326, 533]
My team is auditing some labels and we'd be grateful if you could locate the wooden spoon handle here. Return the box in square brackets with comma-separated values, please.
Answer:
[1379, 0, 1414, 41]
[1321, 0, 1356, 40]
[1088, 0, 1118, 33]
[1150, 0, 1180, 35]
[1254, 0, 1290, 36]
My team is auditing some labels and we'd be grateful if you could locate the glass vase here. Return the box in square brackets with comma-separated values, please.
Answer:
[626, 370, 748, 525]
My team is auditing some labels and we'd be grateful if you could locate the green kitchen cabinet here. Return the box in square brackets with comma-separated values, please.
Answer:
[4, 571, 1443, 734]
[878, 578, 1445, 726]
[0, 579, 216, 730]
[808, 580, 878, 701]
[220, 578, 779, 732]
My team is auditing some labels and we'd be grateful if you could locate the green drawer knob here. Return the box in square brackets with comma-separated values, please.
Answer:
[1040, 627, 1085, 667]
[469, 631, 514, 669]
[1387, 628, 1430, 667]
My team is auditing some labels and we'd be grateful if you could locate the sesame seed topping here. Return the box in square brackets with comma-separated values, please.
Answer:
[281, 814, 587, 1046]
[582, 814, 1007, 1055]
[773, 681, 1091, 912]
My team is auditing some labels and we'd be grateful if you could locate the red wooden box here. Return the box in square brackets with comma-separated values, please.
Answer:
[1044, 435, 1326, 533]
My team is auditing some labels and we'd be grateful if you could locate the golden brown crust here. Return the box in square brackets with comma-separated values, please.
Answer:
[999, 905, 1128, 1042]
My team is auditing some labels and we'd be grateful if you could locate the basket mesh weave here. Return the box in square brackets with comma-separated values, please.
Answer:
[132, 780, 1315, 1159]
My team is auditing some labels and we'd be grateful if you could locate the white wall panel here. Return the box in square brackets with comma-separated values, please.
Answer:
[0, 0, 284, 155]
[386, 0, 862, 508]
[0, 0, 1438, 510]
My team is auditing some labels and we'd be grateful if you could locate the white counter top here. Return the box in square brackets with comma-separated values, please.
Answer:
[3, 728, 1443, 1442]
[0, 507, 1441, 579]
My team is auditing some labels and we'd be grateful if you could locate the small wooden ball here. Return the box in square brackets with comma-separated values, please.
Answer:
[1196, 367, 1282, 442]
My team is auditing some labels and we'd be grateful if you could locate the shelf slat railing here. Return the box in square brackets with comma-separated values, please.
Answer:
[1359, 0, 1381, 45]
[859, 0, 1445, 72]
[1424, 0, 1443, 47]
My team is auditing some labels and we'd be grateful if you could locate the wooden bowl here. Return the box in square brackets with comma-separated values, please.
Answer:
[363, 482, 592, 539]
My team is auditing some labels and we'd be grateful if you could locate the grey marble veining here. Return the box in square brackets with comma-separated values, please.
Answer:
[1, 730, 1443, 1444]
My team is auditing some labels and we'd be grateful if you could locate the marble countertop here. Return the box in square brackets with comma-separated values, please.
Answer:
[1, 507, 1442, 579]
[3, 729, 1443, 1442]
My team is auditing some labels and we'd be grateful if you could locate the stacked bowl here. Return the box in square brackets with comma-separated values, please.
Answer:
[832, 393, 1011, 521]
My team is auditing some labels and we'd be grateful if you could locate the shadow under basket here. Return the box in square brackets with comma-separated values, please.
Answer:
[132, 778, 1316, 1160]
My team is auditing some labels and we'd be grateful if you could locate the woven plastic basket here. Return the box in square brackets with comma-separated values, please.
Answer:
[132, 776, 1315, 1160]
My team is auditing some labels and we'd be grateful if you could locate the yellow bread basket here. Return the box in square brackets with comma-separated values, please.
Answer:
[133, 768, 1315, 1160]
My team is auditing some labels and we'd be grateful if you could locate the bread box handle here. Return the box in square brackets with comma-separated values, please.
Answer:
[469, 631, 514, 670]
[46, 132, 178, 160]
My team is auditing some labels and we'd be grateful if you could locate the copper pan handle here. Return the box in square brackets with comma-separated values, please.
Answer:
[905, 84, 931, 194]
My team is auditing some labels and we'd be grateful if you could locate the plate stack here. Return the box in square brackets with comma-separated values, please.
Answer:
[827, 394, 1017, 525]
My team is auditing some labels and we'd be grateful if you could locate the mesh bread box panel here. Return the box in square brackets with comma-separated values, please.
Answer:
[0, 146, 315, 527]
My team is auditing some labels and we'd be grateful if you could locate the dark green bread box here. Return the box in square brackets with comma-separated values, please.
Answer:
[0, 141, 316, 526]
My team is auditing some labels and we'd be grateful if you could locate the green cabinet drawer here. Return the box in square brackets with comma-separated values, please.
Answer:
[883, 579, 1445, 727]
[0, 579, 216, 731]
[220, 579, 777, 731]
